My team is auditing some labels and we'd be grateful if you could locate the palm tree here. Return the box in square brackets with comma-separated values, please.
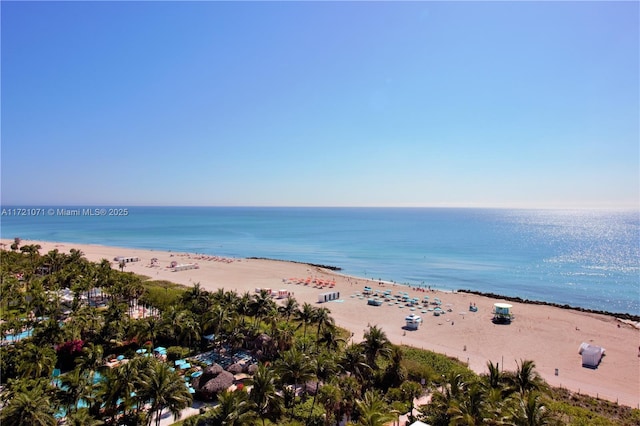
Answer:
[335, 375, 360, 423]
[510, 360, 546, 396]
[422, 372, 467, 426]
[225, 317, 247, 351]
[75, 343, 104, 376]
[181, 282, 211, 314]
[67, 248, 85, 265]
[1, 273, 23, 314]
[483, 360, 505, 390]
[133, 316, 166, 348]
[272, 321, 296, 355]
[507, 391, 554, 426]
[250, 289, 277, 328]
[101, 300, 130, 341]
[295, 302, 316, 345]
[43, 249, 66, 274]
[177, 310, 201, 350]
[249, 364, 283, 426]
[317, 324, 344, 352]
[276, 347, 315, 415]
[17, 343, 56, 379]
[383, 345, 407, 389]
[361, 325, 392, 369]
[139, 360, 193, 426]
[97, 359, 140, 423]
[400, 381, 423, 423]
[318, 383, 342, 426]
[202, 304, 232, 343]
[278, 296, 299, 323]
[26, 279, 48, 319]
[95, 258, 113, 287]
[312, 307, 334, 342]
[57, 368, 93, 416]
[237, 291, 253, 326]
[208, 389, 257, 426]
[32, 316, 65, 347]
[354, 390, 394, 426]
[64, 408, 104, 426]
[20, 244, 41, 275]
[212, 288, 240, 309]
[67, 306, 103, 341]
[447, 382, 486, 425]
[308, 351, 339, 421]
[340, 343, 373, 390]
[0, 387, 57, 426]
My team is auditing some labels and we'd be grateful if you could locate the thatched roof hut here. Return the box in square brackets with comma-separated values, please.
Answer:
[193, 363, 234, 400]
[226, 362, 244, 374]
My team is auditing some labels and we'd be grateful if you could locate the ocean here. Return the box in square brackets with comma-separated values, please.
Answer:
[1, 207, 638, 315]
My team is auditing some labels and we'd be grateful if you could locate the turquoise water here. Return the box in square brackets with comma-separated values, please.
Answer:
[4, 328, 33, 342]
[1, 207, 638, 314]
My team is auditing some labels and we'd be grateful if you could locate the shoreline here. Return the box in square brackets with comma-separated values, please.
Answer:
[246, 256, 343, 271]
[3, 236, 637, 318]
[457, 290, 640, 324]
[3, 238, 639, 407]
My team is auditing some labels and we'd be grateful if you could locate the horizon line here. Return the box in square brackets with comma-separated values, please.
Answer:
[1, 203, 638, 211]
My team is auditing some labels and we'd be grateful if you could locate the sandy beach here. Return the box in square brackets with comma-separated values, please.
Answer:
[4, 239, 639, 408]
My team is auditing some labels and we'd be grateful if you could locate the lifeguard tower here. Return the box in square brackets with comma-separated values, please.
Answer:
[492, 303, 513, 324]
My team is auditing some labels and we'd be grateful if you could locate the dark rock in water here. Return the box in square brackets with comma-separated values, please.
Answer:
[247, 257, 342, 271]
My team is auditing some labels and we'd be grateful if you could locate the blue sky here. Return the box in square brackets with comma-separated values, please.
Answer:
[1, 1, 638, 208]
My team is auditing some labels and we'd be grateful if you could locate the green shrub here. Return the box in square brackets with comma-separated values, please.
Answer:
[166, 346, 190, 361]
[401, 345, 475, 385]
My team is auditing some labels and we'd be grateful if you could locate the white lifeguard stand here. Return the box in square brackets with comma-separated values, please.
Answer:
[492, 303, 513, 324]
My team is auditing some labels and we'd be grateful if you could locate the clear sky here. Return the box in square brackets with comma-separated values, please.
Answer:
[1, 1, 638, 208]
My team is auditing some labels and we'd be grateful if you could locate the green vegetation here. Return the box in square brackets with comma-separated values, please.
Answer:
[1, 243, 637, 426]
[140, 280, 187, 310]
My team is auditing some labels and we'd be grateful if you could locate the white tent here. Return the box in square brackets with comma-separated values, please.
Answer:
[579, 342, 605, 368]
